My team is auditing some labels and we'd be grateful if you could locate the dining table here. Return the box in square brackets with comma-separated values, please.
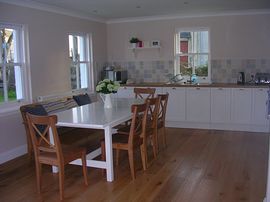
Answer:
[52, 97, 142, 182]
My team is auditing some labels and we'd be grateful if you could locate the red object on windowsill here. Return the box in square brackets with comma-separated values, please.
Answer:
[138, 41, 143, 47]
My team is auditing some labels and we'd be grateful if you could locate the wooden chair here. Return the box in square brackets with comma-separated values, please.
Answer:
[134, 87, 156, 99]
[157, 93, 169, 148]
[143, 96, 161, 166]
[101, 102, 149, 180]
[26, 113, 88, 200]
[116, 97, 161, 168]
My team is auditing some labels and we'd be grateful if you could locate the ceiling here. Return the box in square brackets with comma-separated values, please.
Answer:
[2, 0, 270, 22]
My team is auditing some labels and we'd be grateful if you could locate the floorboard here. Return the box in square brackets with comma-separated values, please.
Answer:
[0, 128, 268, 202]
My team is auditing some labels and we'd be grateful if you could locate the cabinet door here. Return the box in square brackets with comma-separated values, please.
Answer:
[211, 88, 231, 123]
[186, 87, 211, 122]
[252, 88, 269, 125]
[231, 88, 252, 124]
[117, 87, 134, 98]
[163, 87, 186, 121]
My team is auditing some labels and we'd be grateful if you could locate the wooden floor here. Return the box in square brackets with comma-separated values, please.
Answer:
[0, 128, 268, 202]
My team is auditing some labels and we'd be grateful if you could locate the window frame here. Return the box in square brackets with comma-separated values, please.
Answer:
[68, 32, 93, 92]
[174, 27, 211, 83]
[0, 23, 31, 114]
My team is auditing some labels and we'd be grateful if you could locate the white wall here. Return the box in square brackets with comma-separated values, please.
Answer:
[107, 14, 270, 61]
[0, 2, 107, 162]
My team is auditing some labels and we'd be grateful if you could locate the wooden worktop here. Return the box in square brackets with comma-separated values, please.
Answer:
[122, 82, 270, 88]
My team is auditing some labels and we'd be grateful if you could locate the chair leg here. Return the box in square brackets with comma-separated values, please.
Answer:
[101, 141, 106, 176]
[143, 138, 148, 169]
[162, 126, 167, 148]
[128, 150, 135, 180]
[59, 165, 65, 201]
[140, 144, 146, 171]
[27, 137, 33, 160]
[152, 131, 158, 159]
[116, 149, 120, 166]
[35, 161, 42, 194]
[81, 152, 88, 186]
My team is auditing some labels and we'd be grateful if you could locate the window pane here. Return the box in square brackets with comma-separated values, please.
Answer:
[69, 34, 90, 90]
[0, 66, 3, 102]
[194, 55, 208, 76]
[179, 56, 192, 75]
[180, 31, 208, 54]
[77, 36, 86, 61]
[70, 62, 77, 89]
[79, 63, 88, 88]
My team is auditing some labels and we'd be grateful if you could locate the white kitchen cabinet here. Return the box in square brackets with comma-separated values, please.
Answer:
[231, 88, 252, 124]
[211, 88, 231, 123]
[252, 88, 269, 126]
[163, 87, 186, 121]
[186, 87, 211, 123]
[117, 87, 134, 98]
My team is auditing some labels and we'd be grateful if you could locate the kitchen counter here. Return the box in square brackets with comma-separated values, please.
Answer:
[122, 82, 270, 88]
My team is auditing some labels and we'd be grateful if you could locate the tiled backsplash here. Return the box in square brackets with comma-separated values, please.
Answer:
[107, 59, 270, 83]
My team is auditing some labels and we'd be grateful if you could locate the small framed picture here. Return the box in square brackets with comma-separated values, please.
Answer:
[151, 40, 160, 47]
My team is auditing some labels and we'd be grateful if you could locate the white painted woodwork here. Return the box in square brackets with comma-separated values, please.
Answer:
[211, 88, 231, 123]
[186, 87, 211, 123]
[231, 88, 253, 124]
[163, 87, 186, 122]
[116, 87, 134, 98]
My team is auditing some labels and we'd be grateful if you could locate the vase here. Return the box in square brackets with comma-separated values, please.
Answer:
[103, 94, 112, 109]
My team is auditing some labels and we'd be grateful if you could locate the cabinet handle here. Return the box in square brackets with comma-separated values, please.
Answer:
[196, 87, 200, 90]
[172, 87, 176, 90]
[218, 88, 223, 90]
[239, 88, 244, 90]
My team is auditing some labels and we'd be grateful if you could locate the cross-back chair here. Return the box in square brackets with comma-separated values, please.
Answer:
[26, 113, 88, 200]
[20, 104, 48, 159]
[101, 102, 149, 180]
[143, 96, 161, 166]
[157, 93, 169, 149]
[134, 87, 156, 99]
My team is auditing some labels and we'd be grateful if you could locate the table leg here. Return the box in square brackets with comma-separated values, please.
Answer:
[104, 126, 114, 182]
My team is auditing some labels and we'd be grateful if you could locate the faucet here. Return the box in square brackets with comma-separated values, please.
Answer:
[167, 74, 184, 83]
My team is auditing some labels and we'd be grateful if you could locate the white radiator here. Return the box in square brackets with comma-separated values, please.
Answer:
[36, 88, 88, 102]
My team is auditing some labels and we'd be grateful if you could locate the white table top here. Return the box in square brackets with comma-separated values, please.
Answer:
[55, 98, 143, 129]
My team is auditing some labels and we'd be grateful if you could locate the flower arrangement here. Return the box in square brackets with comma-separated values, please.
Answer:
[96, 79, 120, 94]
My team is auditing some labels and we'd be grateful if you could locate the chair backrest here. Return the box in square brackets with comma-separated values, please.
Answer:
[146, 97, 161, 130]
[157, 93, 169, 127]
[128, 102, 149, 146]
[26, 113, 63, 164]
[134, 88, 156, 99]
[20, 104, 48, 157]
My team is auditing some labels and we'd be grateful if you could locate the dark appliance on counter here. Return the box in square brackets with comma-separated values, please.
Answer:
[255, 73, 270, 85]
[102, 70, 128, 84]
[237, 72, 245, 84]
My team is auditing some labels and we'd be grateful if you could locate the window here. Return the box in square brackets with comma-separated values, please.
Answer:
[68, 34, 92, 90]
[175, 28, 210, 82]
[0, 24, 29, 110]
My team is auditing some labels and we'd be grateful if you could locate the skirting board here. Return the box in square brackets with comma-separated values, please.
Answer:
[0, 144, 27, 164]
[166, 121, 270, 133]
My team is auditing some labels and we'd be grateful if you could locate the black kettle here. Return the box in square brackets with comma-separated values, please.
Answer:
[237, 72, 245, 84]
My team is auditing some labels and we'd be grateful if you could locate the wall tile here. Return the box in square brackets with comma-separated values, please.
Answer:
[107, 58, 270, 83]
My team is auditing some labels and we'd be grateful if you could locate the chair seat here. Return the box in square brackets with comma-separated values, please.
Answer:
[38, 145, 86, 165]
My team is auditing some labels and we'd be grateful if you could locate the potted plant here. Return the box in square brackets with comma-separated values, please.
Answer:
[129, 37, 139, 48]
[96, 79, 120, 108]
